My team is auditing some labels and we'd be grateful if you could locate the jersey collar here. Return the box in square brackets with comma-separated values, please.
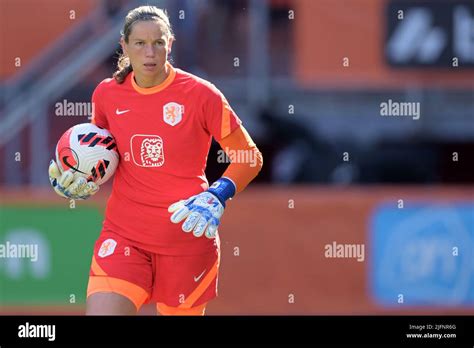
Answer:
[131, 61, 176, 95]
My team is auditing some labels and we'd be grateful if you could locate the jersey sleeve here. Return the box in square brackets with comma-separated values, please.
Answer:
[90, 82, 109, 129]
[202, 85, 242, 142]
[217, 125, 263, 193]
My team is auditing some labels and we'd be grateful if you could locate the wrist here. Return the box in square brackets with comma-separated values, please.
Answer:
[207, 177, 236, 207]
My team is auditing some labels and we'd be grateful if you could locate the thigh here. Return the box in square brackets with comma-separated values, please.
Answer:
[87, 230, 153, 312]
[86, 292, 137, 315]
[156, 301, 207, 316]
[152, 248, 220, 309]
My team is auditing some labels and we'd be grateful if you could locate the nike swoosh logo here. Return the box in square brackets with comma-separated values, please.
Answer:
[194, 269, 206, 282]
[116, 108, 130, 115]
[62, 156, 87, 174]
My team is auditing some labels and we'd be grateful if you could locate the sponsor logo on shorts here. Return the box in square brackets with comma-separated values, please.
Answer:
[194, 269, 206, 282]
[98, 238, 117, 258]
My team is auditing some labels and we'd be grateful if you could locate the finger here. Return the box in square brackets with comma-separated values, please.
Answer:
[81, 181, 99, 196]
[183, 195, 198, 206]
[75, 182, 97, 198]
[182, 212, 200, 233]
[170, 206, 191, 224]
[70, 194, 86, 201]
[53, 186, 69, 199]
[205, 224, 218, 239]
[58, 170, 74, 189]
[168, 200, 185, 213]
[65, 177, 87, 195]
[65, 176, 87, 196]
[48, 160, 61, 179]
[49, 174, 58, 188]
[193, 216, 209, 238]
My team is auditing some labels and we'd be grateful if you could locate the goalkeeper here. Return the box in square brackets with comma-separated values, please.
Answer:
[48, 5, 262, 316]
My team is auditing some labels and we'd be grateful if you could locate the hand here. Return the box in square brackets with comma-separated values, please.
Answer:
[48, 159, 99, 200]
[168, 191, 224, 239]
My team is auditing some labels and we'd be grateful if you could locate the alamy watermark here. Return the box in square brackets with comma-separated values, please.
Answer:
[324, 241, 365, 262]
[217, 148, 258, 167]
[380, 99, 420, 120]
[55, 99, 94, 118]
[18, 322, 55, 341]
[0, 241, 38, 262]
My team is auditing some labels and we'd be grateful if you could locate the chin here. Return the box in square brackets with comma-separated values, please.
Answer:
[137, 69, 158, 78]
[142, 69, 157, 75]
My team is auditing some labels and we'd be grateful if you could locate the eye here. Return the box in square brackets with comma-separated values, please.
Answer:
[156, 41, 165, 46]
[135, 41, 144, 46]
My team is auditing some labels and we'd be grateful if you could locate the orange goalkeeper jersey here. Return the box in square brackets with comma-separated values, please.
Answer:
[91, 62, 241, 255]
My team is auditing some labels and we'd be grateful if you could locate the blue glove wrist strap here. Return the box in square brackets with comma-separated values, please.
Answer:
[207, 177, 236, 207]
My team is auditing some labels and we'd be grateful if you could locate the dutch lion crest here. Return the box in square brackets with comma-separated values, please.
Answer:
[163, 102, 184, 126]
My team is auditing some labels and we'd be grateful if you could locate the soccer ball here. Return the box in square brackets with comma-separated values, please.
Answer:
[55, 123, 119, 185]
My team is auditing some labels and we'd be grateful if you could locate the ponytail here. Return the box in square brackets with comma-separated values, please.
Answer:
[114, 55, 133, 84]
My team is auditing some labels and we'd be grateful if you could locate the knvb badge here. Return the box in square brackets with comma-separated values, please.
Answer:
[163, 102, 184, 126]
[370, 203, 474, 306]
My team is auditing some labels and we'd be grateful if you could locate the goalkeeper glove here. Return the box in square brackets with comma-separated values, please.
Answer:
[168, 177, 236, 239]
[48, 159, 99, 200]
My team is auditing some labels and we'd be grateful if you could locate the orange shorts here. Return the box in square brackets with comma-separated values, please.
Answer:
[86, 230, 220, 312]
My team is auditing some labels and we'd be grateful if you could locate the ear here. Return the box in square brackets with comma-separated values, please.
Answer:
[120, 37, 128, 56]
[167, 36, 174, 55]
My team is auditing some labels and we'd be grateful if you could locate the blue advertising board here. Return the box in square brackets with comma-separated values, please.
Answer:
[371, 203, 474, 306]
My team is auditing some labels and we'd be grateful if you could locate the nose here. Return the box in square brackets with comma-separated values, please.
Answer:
[144, 43, 155, 57]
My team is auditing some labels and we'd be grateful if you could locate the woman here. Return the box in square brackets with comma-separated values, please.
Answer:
[48, 5, 262, 315]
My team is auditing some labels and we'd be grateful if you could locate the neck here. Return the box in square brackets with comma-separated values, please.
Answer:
[134, 63, 169, 88]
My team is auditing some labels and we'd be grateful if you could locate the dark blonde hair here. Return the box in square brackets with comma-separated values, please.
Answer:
[114, 6, 174, 84]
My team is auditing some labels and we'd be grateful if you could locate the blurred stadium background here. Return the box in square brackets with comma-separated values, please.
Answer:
[0, 0, 473, 315]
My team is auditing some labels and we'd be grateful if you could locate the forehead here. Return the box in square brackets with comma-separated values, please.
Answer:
[129, 20, 168, 39]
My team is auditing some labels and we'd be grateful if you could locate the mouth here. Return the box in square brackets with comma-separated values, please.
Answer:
[144, 63, 157, 68]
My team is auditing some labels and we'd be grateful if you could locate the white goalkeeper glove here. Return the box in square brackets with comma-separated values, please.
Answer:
[48, 159, 99, 200]
[168, 177, 236, 239]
